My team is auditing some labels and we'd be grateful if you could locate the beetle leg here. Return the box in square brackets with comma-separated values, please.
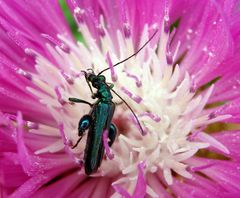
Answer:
[107, 83, 114, 89]
[78, 115, 92, 136]
[108, 123, 117, 147]
[91, 92, 98, 99]
[72, 115, 92, 149]
[69, 97, 93, 107]
[82, 71, 94, 95]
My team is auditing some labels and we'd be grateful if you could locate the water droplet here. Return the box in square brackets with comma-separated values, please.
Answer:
[187, 29, 193, 34]
[208, 52, 214, 57]
[203, 46, 208, 52]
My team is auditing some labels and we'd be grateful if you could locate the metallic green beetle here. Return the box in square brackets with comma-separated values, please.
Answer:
[69, 30, 157, 175]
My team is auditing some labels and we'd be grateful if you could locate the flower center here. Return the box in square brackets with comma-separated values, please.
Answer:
[20, 22, 230, 190]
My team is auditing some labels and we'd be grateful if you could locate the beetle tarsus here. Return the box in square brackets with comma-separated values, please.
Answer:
[72, 136, 83, 149]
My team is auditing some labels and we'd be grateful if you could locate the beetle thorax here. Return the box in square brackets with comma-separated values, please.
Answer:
[97, 84, 113, 101]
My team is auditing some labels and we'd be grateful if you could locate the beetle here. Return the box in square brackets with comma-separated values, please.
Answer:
[69, 30, 158, 175]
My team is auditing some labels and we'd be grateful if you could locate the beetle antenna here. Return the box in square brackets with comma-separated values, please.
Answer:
[110, 88, 146, 136]
[98, 29, 158, 76]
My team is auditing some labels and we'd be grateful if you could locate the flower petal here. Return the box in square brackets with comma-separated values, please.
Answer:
[212, 130, 240, 161]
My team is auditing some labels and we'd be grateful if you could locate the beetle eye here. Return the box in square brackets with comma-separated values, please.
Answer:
[92, 82, 98, 87]
[88, 74, 95, 82]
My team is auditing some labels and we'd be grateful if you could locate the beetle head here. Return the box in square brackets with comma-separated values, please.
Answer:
[88, 73, 106, 88]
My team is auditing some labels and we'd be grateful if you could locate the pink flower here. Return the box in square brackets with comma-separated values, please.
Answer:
[1, 0, 240, 197]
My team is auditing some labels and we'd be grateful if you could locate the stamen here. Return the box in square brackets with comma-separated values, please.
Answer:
[130, 115, 148, 136]
[190, 78, 197, 93]
[113, 162, 146, 198]
[139, 112, 161, 122]
[172, 41, 181, 62]
[132, 162, 147, 197]
[59, 123, 83, 168]
[88, 10, 105, 38]
[55, 86, 66, 105]
[163, 168, 173, 184]
[34, 140, 64, 154]
[6, 114, 39, 130]
[71, 69, 83, 78]
[123, 23, 131, 38]
[187, 130, 201, 141]
[125, 71, 142, 87]
[74, 7, 85, 24]
[169, 28, 176, 41]
[103, 129, 114, 160]
[59, 123, 72, 146]
[106, 52, 117, 82]
[24, 48, 38, 57]
[26, 121, 39, 130]
[97, 24, 105, 37]
[208, 112, 217, 119]
[16, 68, 32, 80]
[112, 185, 131, 198]
[121, 87, 143, 104]
[41, 34, 70, 53]
[164, 0, 170, 33]
[120, 0, 131, 38]
[166, 45, 173, 65]
[61, 70, 74, 85]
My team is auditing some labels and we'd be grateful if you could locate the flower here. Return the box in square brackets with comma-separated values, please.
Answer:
[1, 0, 240, 197]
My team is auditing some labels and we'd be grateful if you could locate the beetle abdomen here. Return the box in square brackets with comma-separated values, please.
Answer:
[84, 102, 115, 175]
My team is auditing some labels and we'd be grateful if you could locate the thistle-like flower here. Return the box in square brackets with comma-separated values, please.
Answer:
[1, 0, 240, 197]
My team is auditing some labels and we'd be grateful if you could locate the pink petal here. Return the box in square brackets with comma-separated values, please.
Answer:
[132, 162, 147, 198]
[67, 178, 105, 198]
[1, 158, 29, 189]
[188, 157, 240, 193]
[9, 162, 76, 198]
[33, 172, 86, 197]
[16, 112, 71, 176]
[212, 130, 240, 161]
[0, 1, 74, 125]
[147, 173, 172, 198]
[170, 174, 225, 198]
[0, 64, 56, 125]
[113, 184, 131, 198]
[106, 52, 117, 82]
[176, 1, 233, 86]
[206, 49, 240, 103]
[216, 98, 240, 123]
[196, 132, 229, 154]
[67, 0, 188, 45]
[0, 0, 73, 57]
